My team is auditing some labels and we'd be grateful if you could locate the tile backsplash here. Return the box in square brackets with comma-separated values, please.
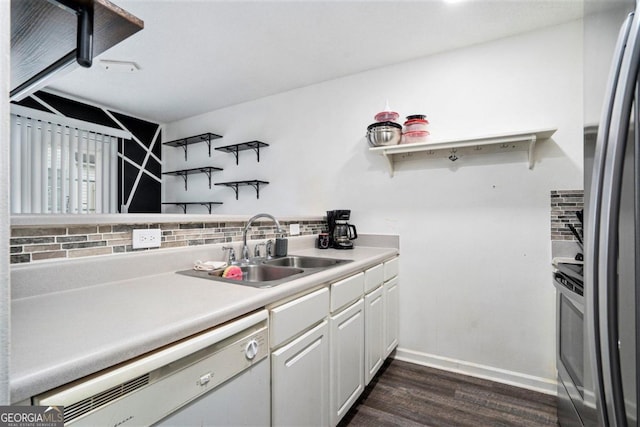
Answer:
[551, 190, 584, 241]
[11, 220, 327, 264]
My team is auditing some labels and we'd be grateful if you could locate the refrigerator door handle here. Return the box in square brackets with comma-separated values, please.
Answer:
[587, 11, 634, 427]
[597, 8, 640, 426]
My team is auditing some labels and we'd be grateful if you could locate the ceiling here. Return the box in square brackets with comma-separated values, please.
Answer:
[46, 0, 585, 124]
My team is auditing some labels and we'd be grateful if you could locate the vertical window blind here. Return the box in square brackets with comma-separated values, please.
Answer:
[9, 105, 131, 214]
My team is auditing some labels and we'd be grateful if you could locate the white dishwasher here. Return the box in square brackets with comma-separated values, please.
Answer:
[34, 310, 270, 427]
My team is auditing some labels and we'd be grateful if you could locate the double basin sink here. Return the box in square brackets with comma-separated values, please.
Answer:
[178, 255, 352, 288]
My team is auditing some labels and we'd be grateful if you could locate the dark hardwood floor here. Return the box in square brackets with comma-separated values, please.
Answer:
[339, 358, 559, 427]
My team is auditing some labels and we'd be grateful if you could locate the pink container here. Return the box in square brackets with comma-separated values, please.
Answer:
[401, 130, 430, 144]
[374, 110, 400, 122]
[404, 121, 429, 133]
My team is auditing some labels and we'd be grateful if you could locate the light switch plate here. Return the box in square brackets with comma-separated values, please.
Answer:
[289, 223, 300, 236]
[132, 229, 162, 249]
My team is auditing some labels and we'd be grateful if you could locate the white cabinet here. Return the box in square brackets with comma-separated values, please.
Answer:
[269, 255, 399, 426]
[330, 298, 365, 427]
[272, 320, 330, 427]
[364, 285, 384, 385]
[383, 258, 400, 357]
[269, 287, 330, 427]
[363, 264, 384, 385]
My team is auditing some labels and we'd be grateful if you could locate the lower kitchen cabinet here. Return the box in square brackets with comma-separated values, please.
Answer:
[269, 287, 330, 426]
[271, 320, 330, 427]
[383, 272, 399, 358]
[330, 298, 365, 427]
[364, 285, 384, 385]
[269, 255, 399, 426]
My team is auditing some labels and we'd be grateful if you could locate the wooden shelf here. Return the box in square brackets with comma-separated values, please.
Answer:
[163, 166, 223, 190]
[162, 202, 223, 214]
[215, 141, 269, 165]
[369, 128, 557, 177]
[214, 180, 269, 200]
[163, 132, 223, 161]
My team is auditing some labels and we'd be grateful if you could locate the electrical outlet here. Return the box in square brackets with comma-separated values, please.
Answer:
[290, 223, 300, 236]
[132, 229, 162, 249]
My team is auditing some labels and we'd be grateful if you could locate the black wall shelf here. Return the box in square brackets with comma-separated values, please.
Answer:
[162, 202, 223, 214]
[215, 141, 269, 165]
[163, 166, 223, 190]
[214, 180, 269, 200]
[163, 132, 222, 161]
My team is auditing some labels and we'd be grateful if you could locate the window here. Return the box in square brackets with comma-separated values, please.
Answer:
[10, 105, 130, 214]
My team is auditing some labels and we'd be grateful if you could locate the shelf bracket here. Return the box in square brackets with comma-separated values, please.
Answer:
[527, 136, 537, 169]
[181, 143, 188, 162]
[177, 203, 187, 214]
[200, 135, 212, 157]
[200, 202, 213, 214]
[200, 168, 213, 189]
[249, 142, 262, 162]
[231, 146, 240, 165]
[179, 173, 188, 191]
[248, 181, 262, 199]
[381, 151, 395, 177]
[228, 183, 240, 200]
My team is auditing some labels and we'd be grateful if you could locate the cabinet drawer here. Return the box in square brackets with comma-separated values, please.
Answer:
[270, 287, 329, 348]
[384, 257, 399, 281]
[364, 264, 384, 294]
[331, 272, 364, 313]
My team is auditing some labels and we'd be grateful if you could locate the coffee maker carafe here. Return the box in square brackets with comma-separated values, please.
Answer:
[327, 210, 358, 249]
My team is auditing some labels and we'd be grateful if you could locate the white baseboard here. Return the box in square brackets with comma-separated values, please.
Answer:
[393, 347, 557, 396]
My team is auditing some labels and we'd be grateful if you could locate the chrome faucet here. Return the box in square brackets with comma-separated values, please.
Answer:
[222, 246, 236, 264]
[242, 213, 284, 261]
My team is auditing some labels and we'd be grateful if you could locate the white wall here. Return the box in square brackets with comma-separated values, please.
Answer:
[165, 21, 583, 391]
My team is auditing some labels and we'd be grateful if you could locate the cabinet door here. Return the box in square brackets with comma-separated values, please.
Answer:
[383, 276, 399, 358]
[272, 320, 330, 427]
[330, 298, 364, 427]
[365, 285, 384, 385]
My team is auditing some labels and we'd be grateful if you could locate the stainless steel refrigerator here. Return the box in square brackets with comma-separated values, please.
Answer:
[585, 0, 639, 426]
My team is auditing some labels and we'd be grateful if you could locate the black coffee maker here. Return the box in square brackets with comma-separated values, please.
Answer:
[327, 210, 358, 249]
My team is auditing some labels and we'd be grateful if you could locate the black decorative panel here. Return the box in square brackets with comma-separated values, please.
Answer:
[146, 157, 162, 178]
[152, 129, 162, 158]
[122, 162, 139, 208]
[12, 97, 53, 113]
[110, 111, 159, 147]
[34, 91, 121, 128]
[14, 91, 163, 213]
[128, 173, 161, 213]
[122, 138, 148, 166]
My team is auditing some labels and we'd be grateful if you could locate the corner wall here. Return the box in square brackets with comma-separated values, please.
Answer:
[1, 0, 11, 404]
[165, 21, 583, 389]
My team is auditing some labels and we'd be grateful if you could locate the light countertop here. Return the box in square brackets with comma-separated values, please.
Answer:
[10, 238, 398, 403]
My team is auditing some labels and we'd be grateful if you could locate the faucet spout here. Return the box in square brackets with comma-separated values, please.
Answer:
[242, 213, 284, 261]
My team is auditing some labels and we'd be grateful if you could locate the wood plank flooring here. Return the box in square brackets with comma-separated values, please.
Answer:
[339, 358, 559, 427]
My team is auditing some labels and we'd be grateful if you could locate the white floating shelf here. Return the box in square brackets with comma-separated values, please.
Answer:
[369, 128, 557, 177]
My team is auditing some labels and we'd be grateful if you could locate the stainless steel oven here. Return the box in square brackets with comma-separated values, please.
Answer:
[555, 262, 599, 427]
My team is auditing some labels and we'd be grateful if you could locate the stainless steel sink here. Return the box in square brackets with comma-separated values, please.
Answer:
[176, 255, 352, 288]
[239, 264, 304, 282]
[263, 255, 349, 269]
